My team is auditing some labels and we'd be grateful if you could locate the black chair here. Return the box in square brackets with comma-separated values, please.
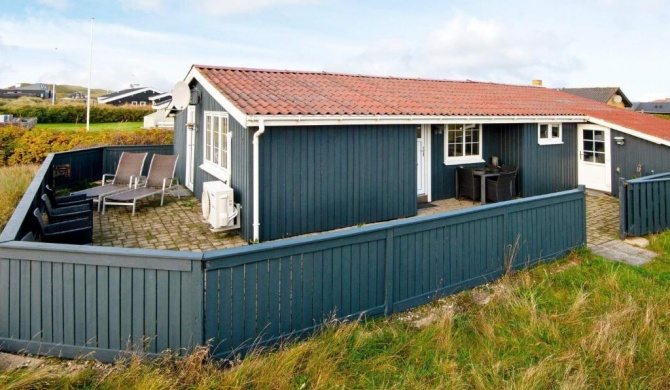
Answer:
[457, 167, 481, 204]
[486, 171, 516, 203]
[501, 165, 519, 196]
[33, 208, 93, 245]
[45, 184, 88, 207]
[41, 193, 93, 223]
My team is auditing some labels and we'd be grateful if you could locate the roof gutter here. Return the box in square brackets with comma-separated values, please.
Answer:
[246, 114, 588, 127]
[252, 119, 265, 242]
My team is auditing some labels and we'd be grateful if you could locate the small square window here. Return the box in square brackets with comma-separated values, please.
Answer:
[538, 123, 562, 145]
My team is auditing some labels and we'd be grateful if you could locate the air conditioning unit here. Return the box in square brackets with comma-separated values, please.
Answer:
[202, 181, 238, 229]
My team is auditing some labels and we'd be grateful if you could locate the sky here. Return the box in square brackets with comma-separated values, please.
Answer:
[0, 0, 668, 101]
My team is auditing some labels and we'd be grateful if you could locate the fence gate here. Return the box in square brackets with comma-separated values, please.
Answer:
[619, 173, 670, 238]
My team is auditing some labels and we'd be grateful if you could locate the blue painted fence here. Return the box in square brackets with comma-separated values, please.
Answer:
[0, 146, 587, 362]
[619, 174, 670, 238]
[202, 186, 586, 358]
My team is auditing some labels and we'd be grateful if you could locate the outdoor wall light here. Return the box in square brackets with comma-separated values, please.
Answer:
[614, 136, 625, 145]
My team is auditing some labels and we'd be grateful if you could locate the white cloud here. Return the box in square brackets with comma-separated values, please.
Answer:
[327, 14, 582, 86]
[35, 0, 69, 10]
[197, 0, 317, 16]
[0, 16, 277, 90]
[119, 0, 165, 12]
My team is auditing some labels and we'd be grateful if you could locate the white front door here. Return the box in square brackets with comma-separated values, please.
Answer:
[185, 106, 196, 191]
[578, 124, 611, 192]
[417, 125, 425, 195]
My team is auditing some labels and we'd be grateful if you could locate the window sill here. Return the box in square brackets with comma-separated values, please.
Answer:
[444, 157, 485, 166]
[538, 140, 564, 146]
[199, 163, 230, 183]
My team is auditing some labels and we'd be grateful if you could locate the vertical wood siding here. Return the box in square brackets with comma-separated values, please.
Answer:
[259, 125, 417, 241]
[173, 81, 254, 240]
[0, 243, 203, 362]
[610, 129, 670, 197]
[431, 124, 521, 200]
[203, 187, 586, 358]
[431, 123, 578, 200]
[521, 123, 578, 197]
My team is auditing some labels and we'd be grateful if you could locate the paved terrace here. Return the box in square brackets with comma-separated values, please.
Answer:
[92, 190, 620, 251]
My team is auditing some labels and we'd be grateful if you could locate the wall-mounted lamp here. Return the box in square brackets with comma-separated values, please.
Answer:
[186, 122, 198, 132]
[613, 136, 625, 146]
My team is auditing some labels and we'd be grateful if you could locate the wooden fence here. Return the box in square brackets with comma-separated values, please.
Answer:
[0, 242, 203, 362]
[202, 186, 586, 358]
[0, 146, 586, 362]
[619, 174, 670, 238]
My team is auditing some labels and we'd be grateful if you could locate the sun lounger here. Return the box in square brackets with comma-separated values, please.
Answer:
[102, 154, 179, 216]
[71, 151, 148, 212]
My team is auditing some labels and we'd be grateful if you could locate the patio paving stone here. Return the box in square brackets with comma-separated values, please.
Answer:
[93, 188, 619, 253]
[92, 189, 246, 251]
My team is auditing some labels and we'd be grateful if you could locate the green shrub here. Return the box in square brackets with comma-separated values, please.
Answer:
[3, 104, 153, 123]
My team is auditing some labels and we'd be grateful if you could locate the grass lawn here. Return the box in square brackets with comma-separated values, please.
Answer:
[33, 122, 144, 131]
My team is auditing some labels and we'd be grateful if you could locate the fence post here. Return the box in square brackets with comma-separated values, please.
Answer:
[384, 229, 394, 316]
[619, 178, 627, 240]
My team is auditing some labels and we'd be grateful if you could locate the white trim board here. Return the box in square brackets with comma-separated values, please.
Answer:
[183, 67, 249, 128]
[246, 115, 588, 127]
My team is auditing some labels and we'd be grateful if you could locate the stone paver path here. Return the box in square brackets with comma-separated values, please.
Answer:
[93, 189, 246, 252]
[585, 191, 620, 247]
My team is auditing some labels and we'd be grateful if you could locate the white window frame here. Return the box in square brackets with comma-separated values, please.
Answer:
[538, 123, 563, 145]
[200, 111, 232, 182]
[443, 123, 484, 165]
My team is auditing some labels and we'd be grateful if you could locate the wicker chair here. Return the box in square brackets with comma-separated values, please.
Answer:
[501, 165, 519, 196]
[457, 167, 481, 203]
[33, 208, 93, 245]
[485, 171, 516, 203]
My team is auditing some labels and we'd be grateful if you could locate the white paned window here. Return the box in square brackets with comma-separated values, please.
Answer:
[442, 123, 484, 165]
[538, 123, 562, 145]
[202, 111, 231, 180]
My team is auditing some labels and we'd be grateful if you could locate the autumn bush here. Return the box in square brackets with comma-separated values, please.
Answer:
[0, 125, 173, 166]
[3, 104, 152, 123]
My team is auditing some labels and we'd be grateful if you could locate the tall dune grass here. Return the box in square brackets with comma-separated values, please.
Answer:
[3, 246, 670, 388]
[0, 165, 39, 231]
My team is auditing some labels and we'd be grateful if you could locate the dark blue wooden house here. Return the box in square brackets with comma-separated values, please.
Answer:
[98, 86, 162, 106]
[173, 65, 670, 242]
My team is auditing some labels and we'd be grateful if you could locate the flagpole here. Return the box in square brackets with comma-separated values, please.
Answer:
[86, 17, 94, 131]
[52, 47, 57, 105]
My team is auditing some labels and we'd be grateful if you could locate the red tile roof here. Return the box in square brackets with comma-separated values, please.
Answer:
[194, 65, 670, 142]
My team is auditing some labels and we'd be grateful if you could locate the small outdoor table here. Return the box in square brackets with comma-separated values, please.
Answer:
[473, 168, 501, 205]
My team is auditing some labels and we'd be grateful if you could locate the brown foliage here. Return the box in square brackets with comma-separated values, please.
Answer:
[0, 125, 173, 166]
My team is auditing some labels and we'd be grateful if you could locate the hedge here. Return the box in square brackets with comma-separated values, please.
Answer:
[2, 104, 153, 123]
[0, 125, 173, 166]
